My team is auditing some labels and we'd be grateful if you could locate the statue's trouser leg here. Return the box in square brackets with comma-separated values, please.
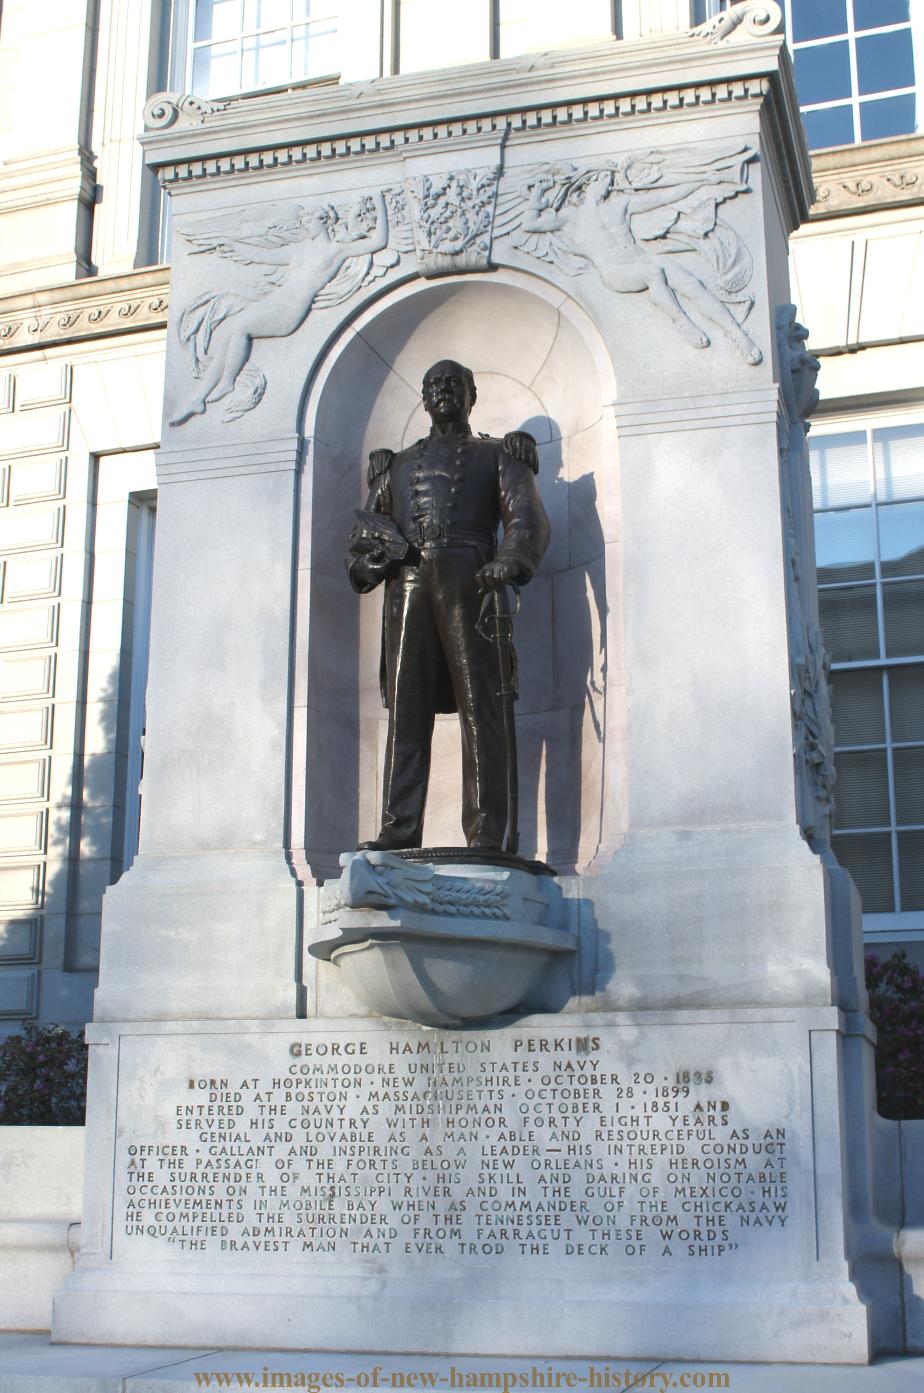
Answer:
[378, 566, 438, 847]
[430, 548, 508, 847]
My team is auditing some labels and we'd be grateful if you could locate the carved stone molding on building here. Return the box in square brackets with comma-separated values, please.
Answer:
[810, 134, 924, 217]
[167, 163, 531, 425]
[775, 303, 834, 847]
[142, 92, 230, 130]
[146, 77, 773, 188]
[404, 167, 501, 277]
[169, 190, 401, 426]
[495, 143, 763, 363]
[320, 854, 511, 923]
[0, 147, 98, 293]
[692, 2, 783, 45]
[0, 268, 170, 356]
[777, 303, 820, 424]
[141, 19, 809, 224]
[0, 146, 97, 218]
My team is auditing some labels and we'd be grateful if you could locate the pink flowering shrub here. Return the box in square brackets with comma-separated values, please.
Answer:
[0, 1024, 88, 1124]
[865, 951, 924, 1121]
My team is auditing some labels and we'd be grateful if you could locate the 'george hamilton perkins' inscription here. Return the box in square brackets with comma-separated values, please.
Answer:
[115, 1027, 798, 1272]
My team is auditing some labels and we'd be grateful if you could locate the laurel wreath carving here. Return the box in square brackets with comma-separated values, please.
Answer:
[321, 876, 509, 922]
[430, 878, 509, 918]
[320, 889, 342, 924]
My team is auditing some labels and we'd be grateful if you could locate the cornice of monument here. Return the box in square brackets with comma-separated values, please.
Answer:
[141, 17, 812, 227]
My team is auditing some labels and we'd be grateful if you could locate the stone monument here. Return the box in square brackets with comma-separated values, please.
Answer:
[52, 4, 901, 1363]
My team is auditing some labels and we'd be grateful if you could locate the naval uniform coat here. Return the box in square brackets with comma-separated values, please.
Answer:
[347, 423, 550, 848]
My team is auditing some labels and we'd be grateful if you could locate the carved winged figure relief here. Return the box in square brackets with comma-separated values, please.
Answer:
[495, 144, 763, 364]
[170, 190, 399, 425]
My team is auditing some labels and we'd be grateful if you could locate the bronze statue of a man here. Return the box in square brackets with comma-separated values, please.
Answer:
[347, 359, 550, 851]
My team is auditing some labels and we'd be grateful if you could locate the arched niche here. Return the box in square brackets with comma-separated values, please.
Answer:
[294, 270, 623, 880]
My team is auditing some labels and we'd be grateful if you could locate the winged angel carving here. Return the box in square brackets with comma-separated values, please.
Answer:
[495, 143, 762, 363]
[170, 189, 409, 425]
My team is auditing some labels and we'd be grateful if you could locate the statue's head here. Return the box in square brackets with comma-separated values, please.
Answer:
[422, 360, 476, 427]
[299, 204, 334, 240]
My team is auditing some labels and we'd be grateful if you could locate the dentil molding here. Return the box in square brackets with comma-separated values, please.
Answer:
[139, 21, 807, 219]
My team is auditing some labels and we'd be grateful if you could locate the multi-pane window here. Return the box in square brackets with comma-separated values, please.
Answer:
[496, 0, 612, 58]
[811, 423, 924, 922]
[395, 0, 613, 72]
[784, 0, 919, 150]
[189, 0, 337, 98]
[397, 0, 492, 74]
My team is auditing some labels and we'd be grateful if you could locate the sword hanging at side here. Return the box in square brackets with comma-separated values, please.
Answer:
[477, 583, 521, 855]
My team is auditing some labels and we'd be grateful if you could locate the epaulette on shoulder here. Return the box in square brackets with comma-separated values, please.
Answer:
[366, 449, 394, 487]
[504, 430, 539, 475]
[520, 437, 539, 474]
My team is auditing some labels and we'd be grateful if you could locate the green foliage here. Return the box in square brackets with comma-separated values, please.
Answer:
[865, 951, 924, 1121]
[0, 1023, 88, 1125]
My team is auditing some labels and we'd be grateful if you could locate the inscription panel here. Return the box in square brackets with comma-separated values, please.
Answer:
[113, 1025, 807, 1275]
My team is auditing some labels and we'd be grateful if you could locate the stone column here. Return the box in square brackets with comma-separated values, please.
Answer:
[90, 0, 168, 275]
[0, 0, 98, 292]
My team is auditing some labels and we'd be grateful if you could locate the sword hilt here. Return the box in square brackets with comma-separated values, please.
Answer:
[477, 584, 520, 701]
[476, 582, 520, 640]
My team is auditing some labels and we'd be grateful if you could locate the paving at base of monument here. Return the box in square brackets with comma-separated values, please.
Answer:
[0, 1336, 921, 1392]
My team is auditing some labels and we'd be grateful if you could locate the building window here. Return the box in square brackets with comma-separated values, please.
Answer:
[187, 0, 338, 98]
[810, 421, 924, 933]
[390, 0, 615, 75]
[785, 0, 919, 150]
[495, 0, 613, 58]
[397, 0, 492, 73]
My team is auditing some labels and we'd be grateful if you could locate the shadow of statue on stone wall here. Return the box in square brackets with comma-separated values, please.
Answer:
[514, 416, 607, 874]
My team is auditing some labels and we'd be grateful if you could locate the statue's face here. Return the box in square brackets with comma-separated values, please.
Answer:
[422, 361, 474, 425]
[300, 209, 329, 240]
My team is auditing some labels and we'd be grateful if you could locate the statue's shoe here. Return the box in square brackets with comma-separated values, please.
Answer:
[356, 835, 416, 852]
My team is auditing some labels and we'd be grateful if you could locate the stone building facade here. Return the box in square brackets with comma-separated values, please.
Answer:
[0, 0, 922, 1033]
